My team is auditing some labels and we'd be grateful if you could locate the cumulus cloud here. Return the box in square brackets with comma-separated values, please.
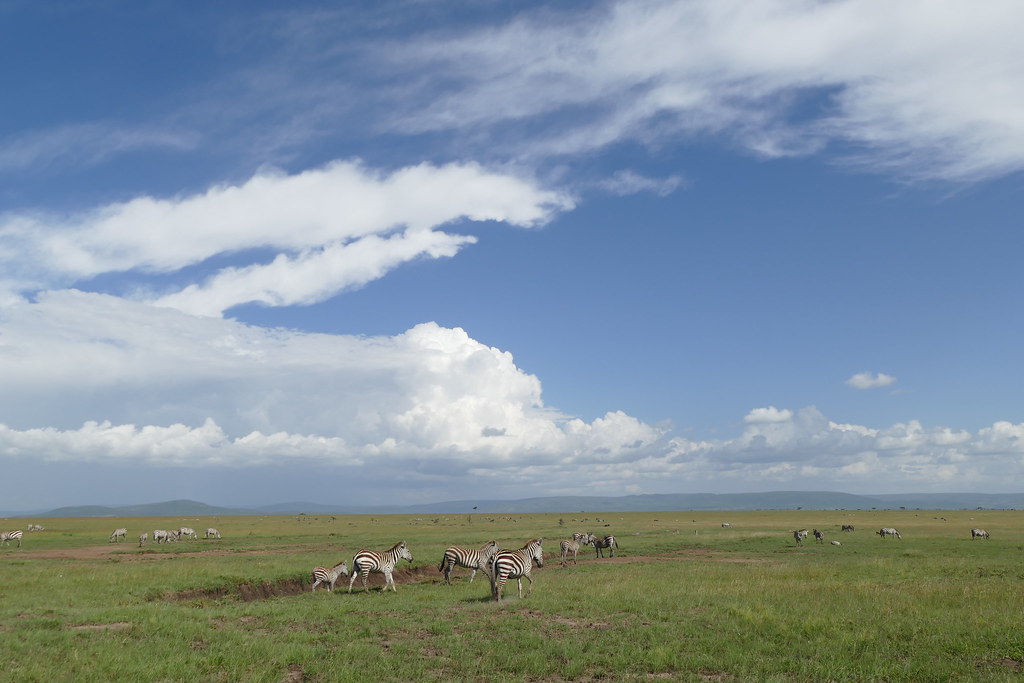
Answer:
[381, 0, 1024, 182]
[0, 160, 574, 315]
[846, 371, 897, 389]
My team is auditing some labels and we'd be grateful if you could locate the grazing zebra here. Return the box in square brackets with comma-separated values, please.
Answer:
[0, 530, 23, 548]
[721, 522, 731, 528]
[588, 534, 618, 558]
[559, 538, 582, 566]
[109, 528, 127, 543]
[438, 540, 500, 585]
[971, 528, 990, 540]
[205, 528, 221, 539]
[876, 527, 902, 540]
[153, 529, 170, 544]
[813, 529, 825, 544]
[841, 525, 855, 532]
[311, 561, 349, 591]
[348, 541, 414, 593]
[178, 527, 197, 540]
[138, 532, 148, 547]
[792, 529, 808, 545]
[490, 538, 544, 602]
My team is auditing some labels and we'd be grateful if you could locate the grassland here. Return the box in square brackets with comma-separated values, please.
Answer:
[1, 508, 1021, 681]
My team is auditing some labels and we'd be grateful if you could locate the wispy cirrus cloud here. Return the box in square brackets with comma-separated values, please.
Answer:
[846, 371, 897, 390]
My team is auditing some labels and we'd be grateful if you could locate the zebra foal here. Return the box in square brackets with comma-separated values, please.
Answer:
[311, 561, 349, 591]
[438, 540, 499, 584]
[348, 541, 414, 593]
[587, 533, 618, 558]
[559, 538, 582, 566]
[491, 538, 544, 602]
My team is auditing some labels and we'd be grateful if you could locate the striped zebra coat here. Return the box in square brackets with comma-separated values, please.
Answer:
[792, 529, 809, 545]
[876, 527, 902, 539]
[205, 528, 221, 539]
[0, 530, 23, 548]
[491, 538, 544, 602]
[178, 527, 198, 540]
[559, 538, 582, 566]
[153, 529, 171, 544]
[438, 540, 500, 584]
[588, 534, 618, 558]
[348, 541, 414, 593]
[139, 532, 148, 547]
[971, 528, 990, 539]
[109, 528, 127, 543]
[311, 561, 349, 591]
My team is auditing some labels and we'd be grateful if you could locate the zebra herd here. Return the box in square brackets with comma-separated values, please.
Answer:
[306, 531, 620, 602]
[117, 527, 222, 546]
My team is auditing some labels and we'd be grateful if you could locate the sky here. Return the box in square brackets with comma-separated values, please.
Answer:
[1, 0, 1023, 511]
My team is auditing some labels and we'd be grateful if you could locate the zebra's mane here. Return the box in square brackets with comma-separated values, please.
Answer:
[389, 541, 407, 551]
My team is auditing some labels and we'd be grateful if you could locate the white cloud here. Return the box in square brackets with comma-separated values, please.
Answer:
[597, 170, 685, 197]
[381, 0, 1024, 182]
[744, 406, 793, 424]
[846, 371, 897, 389]
[0, 160, 574, 315]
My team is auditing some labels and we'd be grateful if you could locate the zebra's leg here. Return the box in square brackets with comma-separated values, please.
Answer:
[469, 567, 476, 584]
[348, 571, 358, 593]
[524, 574, 533, 597]
[385, 569, 396, 592]
[517, 577, 523, 598]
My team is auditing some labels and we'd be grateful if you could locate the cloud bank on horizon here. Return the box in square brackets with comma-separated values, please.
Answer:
[1, 0, 1023, 509]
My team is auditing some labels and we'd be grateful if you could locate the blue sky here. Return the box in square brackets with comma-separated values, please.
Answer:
[1, 0, 1023, 510]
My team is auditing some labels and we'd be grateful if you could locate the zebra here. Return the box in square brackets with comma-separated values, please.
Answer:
[490, 538, 544, 602]
[559, 538, 582, 566]
[348, 541, 414, 593]
[588, 533, 618, 558]
[311, 561, 349, 591]
[721, 522, 731, 528]
[841, 525, 855, 532]
[109, 528, 127, 543]
[571, 532, 589, 542]
[971, 528, 990, 540]
[0, 530, 23, 548]
[153, 529, 170, 544]
[438, 540, 500, 585]
[813, 529, 825, 543]
[138, 532, 148, 547]
[792, 529, 808, 545]
[178, 527, 198, 540]
[205, 528, 221, 539]
[876, 527, 902, 539]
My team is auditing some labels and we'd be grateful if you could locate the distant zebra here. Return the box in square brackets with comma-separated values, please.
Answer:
[348, 541, 414, 593]
[109, 528, 127, 543]
[139, 532, 148, 547]
[438, 540, 499, 585]
[311, 561, 349, 591]
[559, 538, 582, 566]
[971, 528, 990, 540]
[792, 529, 808, 545]
[26, 524, 44, 532]
[0, 530, 23, 548]
[813, 529, 824, 544]
[153, 529, 170, 544]
[178, 527, 197, 540]
[205, 528, 221, 539]
[876, 527, 902, 540]
[588, 534, 618, 558]
[721, 522, 731, 528]
[491, 538, 544, 602]
[841, 525, 855, 532]
[830, 540, 842, 546]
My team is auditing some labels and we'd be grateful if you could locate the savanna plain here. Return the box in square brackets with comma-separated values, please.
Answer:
[1, 508, 1021, 682]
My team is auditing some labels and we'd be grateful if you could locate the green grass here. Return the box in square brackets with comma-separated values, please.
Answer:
[1, 509, 1021, 681]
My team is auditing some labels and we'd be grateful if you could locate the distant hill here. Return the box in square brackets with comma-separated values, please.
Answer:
[17, 491, 1024, 518]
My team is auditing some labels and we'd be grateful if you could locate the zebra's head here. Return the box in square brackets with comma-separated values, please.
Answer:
[528, 538, 544, 567]
[396, 541, 413, 563]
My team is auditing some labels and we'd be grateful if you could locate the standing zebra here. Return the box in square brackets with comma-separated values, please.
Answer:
[587, 533, 618, 558]
[153, 529, 170, 544]
[559, 538, 582, 566]
[0, 530, 23, 548]
[813, 529, 825, 544]
[971, 528, 990, 539]
[571, 532, 588, 542]
[841, 525, 855, 532]
[205, 528, 221, 539]
[311, 561, 349, 591]
[109, 528, 127, 543]
[438, 540, 500, 585]
[178, 527, 198, 540]
[792, 529, 809, 545]
[138, 532, 148, 547]
[491, 538, 544, 602]
[876, 527, 902, 539]
[348, 541, 414, 593]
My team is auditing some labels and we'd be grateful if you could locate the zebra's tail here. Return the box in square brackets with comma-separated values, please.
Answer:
[438, 556, 445, 572]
